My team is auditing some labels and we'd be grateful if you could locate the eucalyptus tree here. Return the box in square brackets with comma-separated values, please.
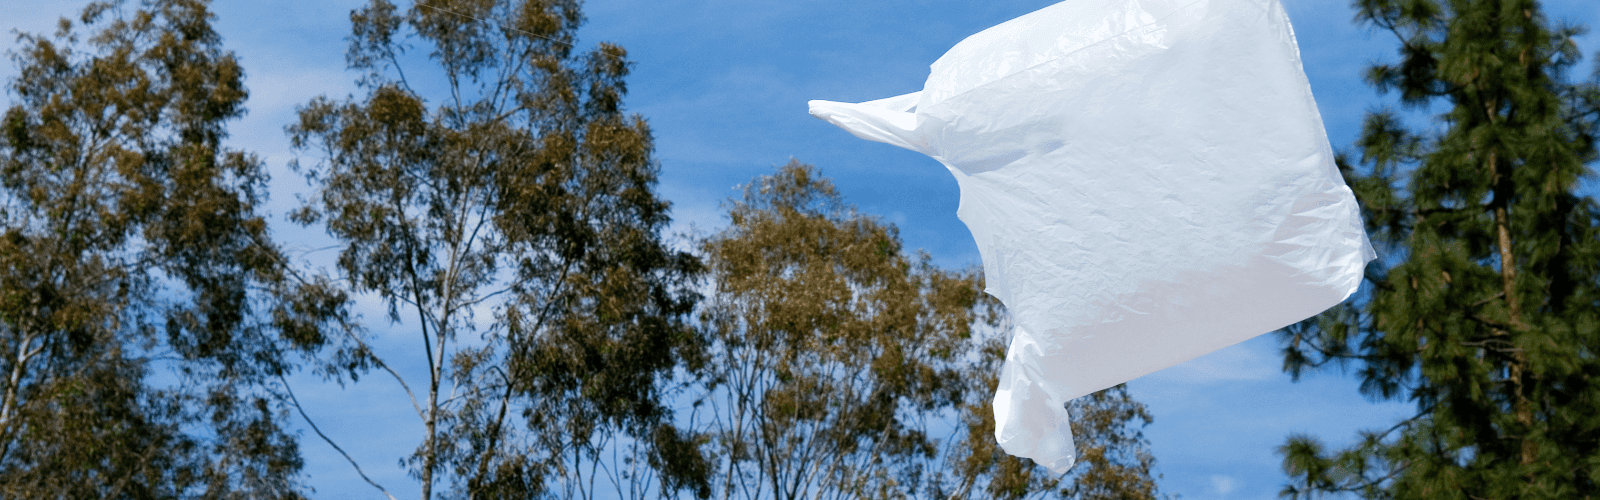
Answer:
[943, 387, 1161, 500]
[696, 160, 980, 500]
[1276, 0, 1600, 498]
[0, 0, 353, 497]
[941, 296, 1161, 500]
[287, 0, 705, 498]
[697, 160, 1165, 500]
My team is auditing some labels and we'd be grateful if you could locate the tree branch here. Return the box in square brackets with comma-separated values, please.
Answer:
[279, 374, 399, 500]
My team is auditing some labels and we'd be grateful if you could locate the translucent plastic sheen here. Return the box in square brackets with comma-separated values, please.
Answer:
[809, 0, 1374, 473]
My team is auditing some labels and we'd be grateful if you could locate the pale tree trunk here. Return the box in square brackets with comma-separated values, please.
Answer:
[1487, 147, 1536, 469]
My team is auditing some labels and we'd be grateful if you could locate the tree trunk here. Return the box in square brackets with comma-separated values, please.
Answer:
[1489, 148, 1537, 469]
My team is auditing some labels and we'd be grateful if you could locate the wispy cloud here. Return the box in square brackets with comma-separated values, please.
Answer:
[1210, 474, 1237, 496]
[1142, 336, 1281, 385]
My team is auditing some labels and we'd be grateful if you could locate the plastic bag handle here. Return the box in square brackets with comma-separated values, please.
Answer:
[808, 92, 928, 155]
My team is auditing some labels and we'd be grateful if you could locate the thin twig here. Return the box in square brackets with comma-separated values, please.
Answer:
[280, 374, 400, 500]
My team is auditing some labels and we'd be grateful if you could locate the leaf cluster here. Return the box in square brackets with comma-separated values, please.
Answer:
[694, 160, 1166, 500]
[1, 1, 356, 497]
[287, 1, 704, 498]
[696, 160, 976, 500]
[939, 294, 1161, 500]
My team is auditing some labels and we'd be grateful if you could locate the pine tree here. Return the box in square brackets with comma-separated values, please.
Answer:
[1277, 0, 1600, 498]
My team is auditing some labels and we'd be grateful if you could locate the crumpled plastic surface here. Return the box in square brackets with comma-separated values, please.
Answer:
[809, 0, 1375, 473]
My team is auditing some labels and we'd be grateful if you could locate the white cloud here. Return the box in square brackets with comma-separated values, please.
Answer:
[1210, 474, 1237, 496]
[1142, 335, 1281, 385]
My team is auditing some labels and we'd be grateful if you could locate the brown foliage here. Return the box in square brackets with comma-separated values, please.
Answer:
[942, 297, 1161, 500]
[0, 1, 350, 497]
[288, 0, 704, 498]
[696, 160, 1164, 500]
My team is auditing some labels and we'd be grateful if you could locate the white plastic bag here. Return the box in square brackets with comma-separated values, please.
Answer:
[810, 0, 1374, 473]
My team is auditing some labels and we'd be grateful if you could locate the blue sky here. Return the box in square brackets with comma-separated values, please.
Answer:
[5, 0, 1599, 499]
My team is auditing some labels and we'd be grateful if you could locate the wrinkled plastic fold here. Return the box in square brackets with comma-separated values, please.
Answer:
[809, 0, 1374, 474]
